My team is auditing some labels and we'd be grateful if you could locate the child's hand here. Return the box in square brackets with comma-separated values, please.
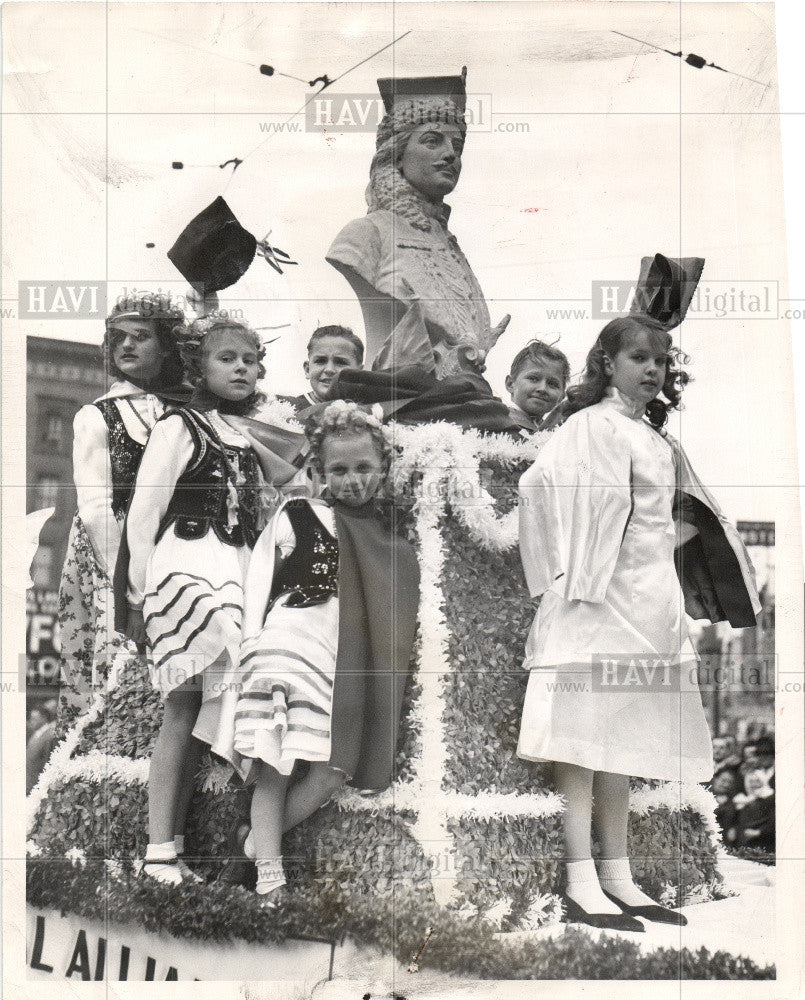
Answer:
[126, 606, 147, 647]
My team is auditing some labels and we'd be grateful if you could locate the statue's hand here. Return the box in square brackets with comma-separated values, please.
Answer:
[488, 314, 511, 349]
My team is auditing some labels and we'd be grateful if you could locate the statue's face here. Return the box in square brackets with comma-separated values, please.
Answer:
[400, 121, 464, 201]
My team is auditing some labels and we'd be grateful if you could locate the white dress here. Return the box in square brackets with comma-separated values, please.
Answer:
[516, 387, 714, 782]
[126, 409, 262, 698]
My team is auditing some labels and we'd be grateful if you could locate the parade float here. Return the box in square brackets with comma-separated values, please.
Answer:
[25, 67, 769, 983]
[26, 420, 745, 980]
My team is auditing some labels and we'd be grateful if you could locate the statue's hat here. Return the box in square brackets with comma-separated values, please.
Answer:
[630, 253, 705, 330]
[167, 196, 257, 293]
[377, 66, 467, 114]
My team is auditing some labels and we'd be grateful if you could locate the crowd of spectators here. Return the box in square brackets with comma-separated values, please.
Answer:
[710, 731, 775, 855]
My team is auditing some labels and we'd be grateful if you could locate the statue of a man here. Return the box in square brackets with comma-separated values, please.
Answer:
[326, 69, 514, 430]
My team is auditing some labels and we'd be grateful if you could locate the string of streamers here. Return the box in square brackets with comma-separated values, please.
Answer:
[160, 30, 411, 178]
[134, 27, 311, 83]
[223, 29, 412, 193]
[612, 31, 769, 88]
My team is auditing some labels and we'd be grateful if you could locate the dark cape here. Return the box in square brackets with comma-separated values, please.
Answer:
[330, 364, 519, 433]
[327, 499, 420, 790]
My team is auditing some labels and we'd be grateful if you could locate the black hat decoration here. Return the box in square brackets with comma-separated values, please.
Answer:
[630, 253, 705, 330]
[168, 196, 297, 293]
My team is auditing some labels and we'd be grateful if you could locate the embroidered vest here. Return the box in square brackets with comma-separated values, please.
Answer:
[94, 399, 145, 520]
[269, 500, 339, 608]
[157, 408, 263, 549]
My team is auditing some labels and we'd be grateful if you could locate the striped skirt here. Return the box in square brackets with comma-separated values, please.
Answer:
[232, 594, 339, 774]
[143, 533, 249, 697]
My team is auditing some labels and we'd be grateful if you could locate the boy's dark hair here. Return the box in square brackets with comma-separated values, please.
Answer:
[509, 339, 570, 384]
[306, 325, 364, 365]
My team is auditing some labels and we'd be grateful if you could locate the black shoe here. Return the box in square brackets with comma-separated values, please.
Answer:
[217, 820, 256, 889]
[601, 888, 688, 926]
[562, 893, 645, 932]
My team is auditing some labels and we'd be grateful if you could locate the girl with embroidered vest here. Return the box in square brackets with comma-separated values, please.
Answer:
[203, 400, 420, 904]
[124, 316, 297, 885]
[517, 314, 760, 931]
[57, 293, 188, 732]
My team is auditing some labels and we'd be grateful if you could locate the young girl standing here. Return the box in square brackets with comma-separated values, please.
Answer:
[57, 293, 187, 729]
[124, 316, 296, 885]
[517, 314, 760, 930]
[204, 401, 420, 904]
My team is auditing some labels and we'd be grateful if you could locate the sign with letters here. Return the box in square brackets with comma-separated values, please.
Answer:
[27, 907, 337, 982]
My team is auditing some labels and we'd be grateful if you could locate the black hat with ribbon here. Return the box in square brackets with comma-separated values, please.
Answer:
[630, 253, 705, 330]
[167, 196, 257, 294]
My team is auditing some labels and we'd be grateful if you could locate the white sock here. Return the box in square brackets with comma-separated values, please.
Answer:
[143, 841, 183, 886]
[598, 857, 657, 907]
[565, 858, 621, 914]
[174, 835, 185, 855]
[255, 857, 286, 895]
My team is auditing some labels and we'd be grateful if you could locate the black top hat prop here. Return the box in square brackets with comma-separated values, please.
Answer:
[377, 66, 467, 115]
[168, 197, 257, 294]
[630, 253, 705, 330]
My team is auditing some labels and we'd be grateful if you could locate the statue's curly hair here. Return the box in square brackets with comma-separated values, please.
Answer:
[562, 313, 690, 429]
[305, 400, 392, 477]
[176, 315, 267, 411]
[103, 291, 186, 387]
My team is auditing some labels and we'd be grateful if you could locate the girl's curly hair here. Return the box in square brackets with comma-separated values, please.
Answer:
[563, 313, 690, 429]
[177, 315, 267, 411]
[305, 400, 392, 477]
[103, 292, 186, 388]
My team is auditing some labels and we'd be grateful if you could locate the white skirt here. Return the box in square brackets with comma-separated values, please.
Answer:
[143, 530, 250, 697]
[516, 656, 714, 782]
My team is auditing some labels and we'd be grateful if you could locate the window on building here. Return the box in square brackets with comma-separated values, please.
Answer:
[36, 477, 60, 508]
[43, 413, 65, 447]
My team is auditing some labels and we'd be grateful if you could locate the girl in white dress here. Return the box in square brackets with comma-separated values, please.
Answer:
[517, 314, 760, 931]
[57, 293, 187, 731]
[124, 317, 296, 885]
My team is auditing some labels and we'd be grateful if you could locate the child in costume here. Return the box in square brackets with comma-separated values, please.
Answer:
[504, 339, 570, 433]
[517, 313, 760, 931]
[57, 292, 188, 729]
[124, 316, 297, 885]
[204, 400, 420, 904]
[277, 325, 364, 413]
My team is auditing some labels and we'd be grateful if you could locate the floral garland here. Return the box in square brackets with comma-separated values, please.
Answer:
[406, 463, 459, 906]
[26, 646, 133, 834]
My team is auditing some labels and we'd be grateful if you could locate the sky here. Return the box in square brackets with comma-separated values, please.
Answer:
[2, 1, 798, 525]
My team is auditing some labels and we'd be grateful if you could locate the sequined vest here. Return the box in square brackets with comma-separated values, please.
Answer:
[156, 408, 263, 549]
[94, 399, 145, 520]
[269, 500, 339, 608]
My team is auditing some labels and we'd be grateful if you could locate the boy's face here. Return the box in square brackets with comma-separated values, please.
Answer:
[304, 335, 361, 401]
[505, 357, 566, 420]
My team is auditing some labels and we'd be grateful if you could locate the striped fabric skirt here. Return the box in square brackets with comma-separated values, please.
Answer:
[143, 533, 249, 697]
[232, 594, 339, 775]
